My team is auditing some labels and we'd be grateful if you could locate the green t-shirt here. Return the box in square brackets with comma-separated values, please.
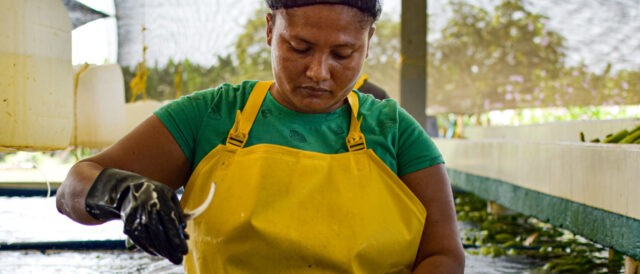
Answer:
[155, 80, 443, 177]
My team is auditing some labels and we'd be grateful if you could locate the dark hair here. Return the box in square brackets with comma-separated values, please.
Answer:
[265, 0, 382, 21]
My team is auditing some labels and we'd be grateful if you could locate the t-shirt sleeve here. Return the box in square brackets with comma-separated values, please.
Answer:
[154, 89, 213, 165]
[396, 107, 444, 177]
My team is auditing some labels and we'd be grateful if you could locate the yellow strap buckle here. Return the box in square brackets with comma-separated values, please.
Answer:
[226, 110, 247, 148]
[346, 133, 367, 151]
[226, 131, 247, 148]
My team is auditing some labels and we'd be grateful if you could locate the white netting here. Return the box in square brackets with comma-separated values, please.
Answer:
[102, 0, 639, 113]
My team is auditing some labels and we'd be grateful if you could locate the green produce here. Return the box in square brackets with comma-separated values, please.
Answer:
[619, 129, 640, 144]
[454, 192, 624, 273]
[603, 129, 629, 143]
[494, 233, 515, 243]
[590, 124, 640, 144]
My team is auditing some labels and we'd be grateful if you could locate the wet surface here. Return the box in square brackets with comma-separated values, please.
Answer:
[0, 250, 546, 274]
[0, 196, 546, 273]
[0, 250, 177, 274]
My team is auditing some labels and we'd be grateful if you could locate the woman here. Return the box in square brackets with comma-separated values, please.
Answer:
[56, 0, 464, 272]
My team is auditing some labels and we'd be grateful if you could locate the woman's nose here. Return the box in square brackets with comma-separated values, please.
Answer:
[305, 54, 330, 82]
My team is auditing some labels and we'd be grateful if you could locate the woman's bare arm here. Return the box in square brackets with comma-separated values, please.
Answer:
[401, 164, 465, 273]
[56, 115, 191, 224]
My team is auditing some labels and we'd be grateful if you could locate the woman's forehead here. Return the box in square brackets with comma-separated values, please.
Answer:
[273, 7, 371, 48]
[274, 5, 372, 31]
[266, 0, 381, 21]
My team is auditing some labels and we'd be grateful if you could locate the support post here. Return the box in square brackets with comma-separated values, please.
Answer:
[400, 0, 427, 128]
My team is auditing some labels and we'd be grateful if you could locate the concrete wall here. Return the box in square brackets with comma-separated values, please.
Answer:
[436, 119, 640, 260]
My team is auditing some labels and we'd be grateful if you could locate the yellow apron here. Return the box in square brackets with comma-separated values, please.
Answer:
[181, 81, 427, 273]
[354, 74, 368, 89]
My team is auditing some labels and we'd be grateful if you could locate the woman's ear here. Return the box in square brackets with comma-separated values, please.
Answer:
[366, 25, 376, 58]
[266, 13, 274, 46]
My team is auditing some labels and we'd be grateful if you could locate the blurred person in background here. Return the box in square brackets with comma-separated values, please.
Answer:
[355, 73, 390, 100]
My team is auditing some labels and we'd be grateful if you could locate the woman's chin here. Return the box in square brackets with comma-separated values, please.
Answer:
[295, 100, 343, 113]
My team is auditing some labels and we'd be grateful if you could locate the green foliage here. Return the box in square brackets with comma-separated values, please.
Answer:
[363, 18, 401, 98]
[233, 6, 273, 81]
[120, 6, 402, 101]
[428, 0, 566, 113]
[427, 0, 639, 115]
[121, 6, 271, 100]
[367, 18, 401, 65]
[122, 56, 240, 101]
[119, 0, 639, 120]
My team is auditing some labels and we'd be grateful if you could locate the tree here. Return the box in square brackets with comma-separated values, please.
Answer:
[428, 0, 566, 114]
[232, 6, 273, 82]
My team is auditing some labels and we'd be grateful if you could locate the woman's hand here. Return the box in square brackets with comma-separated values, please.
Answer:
[85, 168, 189, 264]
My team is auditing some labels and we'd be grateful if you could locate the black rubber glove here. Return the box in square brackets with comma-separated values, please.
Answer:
[85, 168, 188, 264]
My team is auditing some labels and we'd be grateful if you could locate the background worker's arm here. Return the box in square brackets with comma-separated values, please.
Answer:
[402, 164, 465, 273]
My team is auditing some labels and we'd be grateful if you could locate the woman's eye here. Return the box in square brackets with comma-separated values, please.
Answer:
[289, 44, 309, 54]
[333, 51, 352, 60]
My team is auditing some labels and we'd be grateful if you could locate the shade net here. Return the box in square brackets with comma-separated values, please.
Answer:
[112, 0, 639, 114]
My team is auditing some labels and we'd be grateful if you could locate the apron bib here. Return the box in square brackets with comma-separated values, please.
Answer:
[181, 81, 426, 273]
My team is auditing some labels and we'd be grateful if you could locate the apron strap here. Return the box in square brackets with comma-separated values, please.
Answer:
[226, 81, 273, 148]
[354, 73, 368, 90]
[346, 91, 367, 151]
[226, 81, 367, 151]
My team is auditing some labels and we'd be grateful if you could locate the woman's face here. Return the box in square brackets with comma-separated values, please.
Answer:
[267, 5, 375, 114]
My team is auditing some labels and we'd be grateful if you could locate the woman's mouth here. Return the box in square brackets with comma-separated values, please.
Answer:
[300, 86, 331, 96]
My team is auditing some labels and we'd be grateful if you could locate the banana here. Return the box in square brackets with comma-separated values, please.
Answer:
[603, 129, 629, 143]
